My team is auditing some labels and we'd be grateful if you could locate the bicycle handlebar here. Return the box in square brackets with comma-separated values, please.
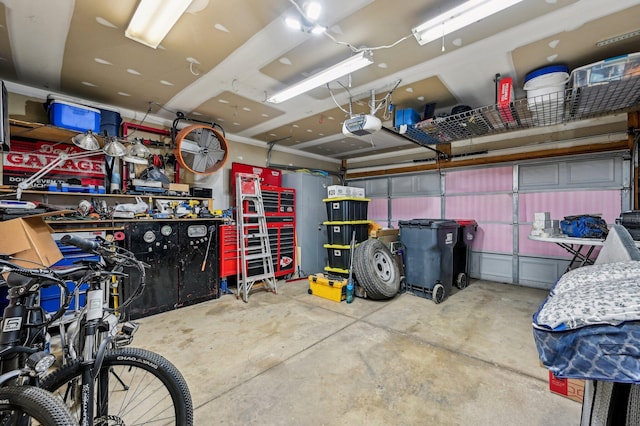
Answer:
[60, 234, 100, 253]
[3, 235, 147, 319]
[59, 234, 148, 268]
[0, 259, 71, 325]
[58, 234, 148, 313]
[0, 260, 62, 284]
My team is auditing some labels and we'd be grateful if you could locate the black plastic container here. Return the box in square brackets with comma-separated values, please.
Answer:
[323, 197, 369, 221]
[324, 220, 370, 245]
[324, 243, 356, 270]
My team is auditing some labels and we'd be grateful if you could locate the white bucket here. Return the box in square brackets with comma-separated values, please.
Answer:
[524, 70, 569, 125]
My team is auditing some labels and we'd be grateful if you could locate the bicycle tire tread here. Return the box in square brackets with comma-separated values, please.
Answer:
[0, 385, 76, 425]
[40, 347, 193, 425]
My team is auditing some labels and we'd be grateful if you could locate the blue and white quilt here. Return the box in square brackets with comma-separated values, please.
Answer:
[533, 261, 640, 383]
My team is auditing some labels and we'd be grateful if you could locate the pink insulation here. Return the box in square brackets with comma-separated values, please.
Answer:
[445, 194, 513, 222]
[518, 190, 621, 224]
[368, 198, 388, 222]
[445, 166, 512, 194]
[391, 196, 441, 221]
[473, 223, 513, 254]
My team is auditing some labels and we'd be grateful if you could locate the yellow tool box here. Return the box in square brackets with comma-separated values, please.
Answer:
[308, 274, 347, 302]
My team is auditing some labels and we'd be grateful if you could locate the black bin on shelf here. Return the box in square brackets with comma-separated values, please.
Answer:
[399, 219, 459, 304]
[452, 219, 478, 290]
[323, 197, 369, 221]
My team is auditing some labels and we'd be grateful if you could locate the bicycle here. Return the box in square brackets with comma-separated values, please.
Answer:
[0, 259, 77, 424]
[0, 235, 193, 425]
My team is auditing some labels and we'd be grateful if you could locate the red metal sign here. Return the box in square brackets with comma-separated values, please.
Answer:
[2, 140, 105, 188]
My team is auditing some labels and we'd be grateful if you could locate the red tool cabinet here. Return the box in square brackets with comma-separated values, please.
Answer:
[219, 220, 295, 279]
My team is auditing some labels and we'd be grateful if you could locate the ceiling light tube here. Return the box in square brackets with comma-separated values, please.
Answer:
[596, 29, 640, 47]
[267, 51, 374, 103]
[412, 0, 524, 46]
[126, 0, 194, 49]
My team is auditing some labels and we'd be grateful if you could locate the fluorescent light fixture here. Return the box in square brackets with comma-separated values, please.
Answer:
[126, 0, 194, 48]
[412, 0, 524, 46]
[267, 51, 374, 103]
[596, 29, 640, 47]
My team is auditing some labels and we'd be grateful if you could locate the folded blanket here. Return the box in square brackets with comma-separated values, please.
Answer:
[536, 261, 640, 330]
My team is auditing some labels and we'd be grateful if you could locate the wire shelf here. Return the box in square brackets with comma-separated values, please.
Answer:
[400, 72, 640, 147]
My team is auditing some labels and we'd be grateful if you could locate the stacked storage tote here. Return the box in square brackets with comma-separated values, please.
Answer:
[323, 186, 370, 276]
[308, 185, 370, 302]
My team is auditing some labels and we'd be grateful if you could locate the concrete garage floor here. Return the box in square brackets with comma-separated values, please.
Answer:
[132, 279, 582, 425]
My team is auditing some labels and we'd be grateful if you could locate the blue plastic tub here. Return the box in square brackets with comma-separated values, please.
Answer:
[49, 100, 100, 133]
[40, 281, 89, 314]
[395, 108, 421, 127]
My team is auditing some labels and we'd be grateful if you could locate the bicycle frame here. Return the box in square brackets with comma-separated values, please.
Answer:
[0, 267, 63, 390]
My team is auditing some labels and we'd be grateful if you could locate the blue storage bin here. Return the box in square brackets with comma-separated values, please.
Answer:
[395, 108, 421, 127]
[52, 253, 100, 266]
[54, 241, 100, 266]
[40, 281, 89, 314]
[47, 183, 106, 194]
[394, 108, 403, 126]
[49, 100, 100, 133]
[404, 108, 421, 125]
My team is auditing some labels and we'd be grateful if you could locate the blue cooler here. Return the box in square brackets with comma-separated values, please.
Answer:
[49, 99, 100, 133]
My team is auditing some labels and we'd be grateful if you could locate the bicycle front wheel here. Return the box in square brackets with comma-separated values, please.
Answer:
[0, 385, 76, 425]
[40, 347, 193, 425]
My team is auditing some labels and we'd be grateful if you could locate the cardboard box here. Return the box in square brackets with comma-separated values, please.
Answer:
[548, 371, 585, 403]
[371, 228, 399, 245]
[349, 186, 365, 198]
[163, 183, 191, 193]
[0, 212, 66, 268]
[370, 228, 399, 238]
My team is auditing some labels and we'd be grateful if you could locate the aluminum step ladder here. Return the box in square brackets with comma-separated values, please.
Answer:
[235, 173, 277, 302]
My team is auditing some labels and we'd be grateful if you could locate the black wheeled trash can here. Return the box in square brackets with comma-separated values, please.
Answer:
[398, 219, 459, 304]
[452, 219, 478, 291]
